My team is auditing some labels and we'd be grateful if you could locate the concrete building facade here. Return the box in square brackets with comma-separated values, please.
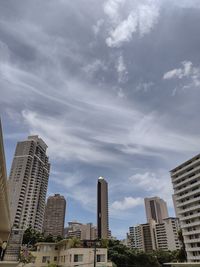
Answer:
[171, 154, 200, 262]
[145, 196, 169, 224]
[43, 194, 66, 238]
[29, 241, 112, 267]
[129, 218, 180, 252]
[64, 221, 97, 240]
[8, 135, 50, 232]
[97, 177, 109, 239]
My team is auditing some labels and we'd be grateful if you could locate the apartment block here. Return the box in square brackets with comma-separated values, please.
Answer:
[171, 154, 200, 262]
[43, 194, 66, 238]
[8, 135, 50, 232]
[64, 221, 97, 240]
[155, 217, 180, 251]
[129, 218, 180, 252]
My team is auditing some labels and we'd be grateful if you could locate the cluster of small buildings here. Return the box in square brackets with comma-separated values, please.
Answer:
[126, 197, 180, 252]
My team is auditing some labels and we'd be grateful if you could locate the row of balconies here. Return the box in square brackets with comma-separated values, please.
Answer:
[172, 163, 200, 184]
[171, 157, 200, 177]
[175, 179, 200, 194]
[173, 171, 200, 189]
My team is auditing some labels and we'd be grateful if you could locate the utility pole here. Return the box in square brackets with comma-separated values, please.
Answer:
[94, 240, 97, 267]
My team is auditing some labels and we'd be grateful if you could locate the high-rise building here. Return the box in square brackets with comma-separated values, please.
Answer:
[144, 196, 169, 224]
[97, 177, 109, 239]
[155, 217, 180, 251]
[43, 194, 66, 238]
[171, 154, 200, 262]
[8, 135, 50, 232]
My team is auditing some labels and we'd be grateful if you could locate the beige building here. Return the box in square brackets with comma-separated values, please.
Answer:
[43, 194, 66, 238]
[97, 177, 109, 239]
[145, 196, 169, 224]
[171, 154, 200, 262]
[155, 217, 180, 251]
[64, 221, 97, 240]
[8, 135, 50, 232]
[129, 218, 180, 252]
[28, 240, 112, 267]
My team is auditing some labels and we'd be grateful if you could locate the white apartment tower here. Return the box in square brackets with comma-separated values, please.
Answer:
[9, 135, 50, 232]
[171, 154, 200, 262]
[144, 196, 169, 224]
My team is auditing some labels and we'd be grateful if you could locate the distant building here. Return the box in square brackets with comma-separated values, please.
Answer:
[64, 221, 97, 240]
[128, 218, 180, 252]
[97, 177, 109, 239]
[155, 217, 180, 251]
[32, 240, 112, 267]
[144, 196, 169, 224]
[8, 135, 50, 232]
[171, 154, 200, 262]
[43, 194, 66, 238]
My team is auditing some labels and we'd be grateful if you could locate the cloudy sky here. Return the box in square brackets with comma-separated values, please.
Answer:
[1, 0, 200, 239]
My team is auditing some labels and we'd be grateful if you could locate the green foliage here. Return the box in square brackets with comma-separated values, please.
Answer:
[177, 229, 187, 262]
[22, 227, 64, 246]
[22, 227, 45, 245]
[19, 248, 35, 265]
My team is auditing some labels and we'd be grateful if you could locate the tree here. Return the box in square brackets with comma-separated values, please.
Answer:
[177, 230, 187, 262]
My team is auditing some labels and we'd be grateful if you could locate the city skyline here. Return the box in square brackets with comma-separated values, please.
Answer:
[1, 0, 200, 239]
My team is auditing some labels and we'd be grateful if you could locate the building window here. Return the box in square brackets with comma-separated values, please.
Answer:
[74, 254, 83, 262]
[42, 256, 50, 263]
[54, 256, 57, 261]
[97, 254, 105, 262]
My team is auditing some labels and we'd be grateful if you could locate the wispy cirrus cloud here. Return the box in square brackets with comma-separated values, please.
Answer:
[104, 0, 160, 47]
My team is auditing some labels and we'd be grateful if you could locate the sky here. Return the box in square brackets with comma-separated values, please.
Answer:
[1, 0, 200, 239]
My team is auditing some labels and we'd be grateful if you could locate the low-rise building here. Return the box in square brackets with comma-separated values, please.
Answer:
[30, 240, 112, 267]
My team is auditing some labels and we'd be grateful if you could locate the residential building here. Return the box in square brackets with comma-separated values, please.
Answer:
[171, 154, 200, 262]
[29, 240, 112, 267]
[43, 194, 66, 238]
[128, 218, 180, 252]
[128, 220, 156, 253]
[97, 177, 109, 239]
[155, 217, 180, 251]
[64, 221, 97, 240]
[8, 135, 50, 232]
[144, 196, 169, 224]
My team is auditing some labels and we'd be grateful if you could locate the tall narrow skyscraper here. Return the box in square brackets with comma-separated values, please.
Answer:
[144, 196, 169, 224]
[9, 135, 50, 232]
[97, 177, 109, 239]
[43, 194, 66, 238]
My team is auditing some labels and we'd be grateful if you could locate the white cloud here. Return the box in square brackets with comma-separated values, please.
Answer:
[129, 171, 173, 207]
[163, 61, 194, 80]
[116, 55, 128, 83]
[111, 196, 143, 210]
[104, 0, 159, 47]
[163, 61, 200, 92]
[83, 59, 107, 77]
[103, 0, 125, 23]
